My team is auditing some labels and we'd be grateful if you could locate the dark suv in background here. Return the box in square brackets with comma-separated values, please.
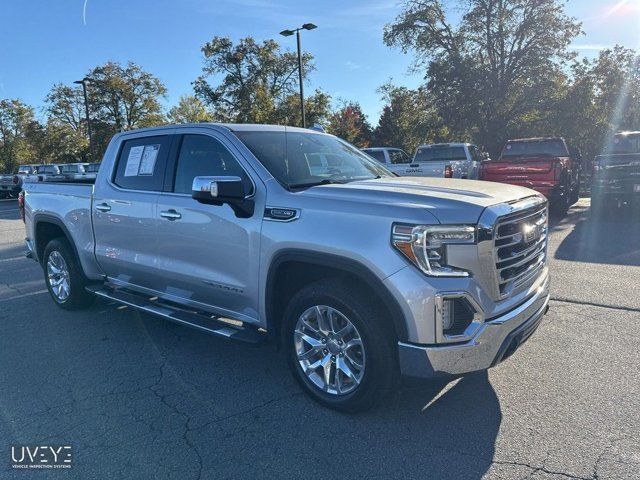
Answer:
[592, 131, 640, 213]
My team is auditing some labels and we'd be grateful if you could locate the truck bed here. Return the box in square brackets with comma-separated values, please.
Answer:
[23, 181, 99, 277]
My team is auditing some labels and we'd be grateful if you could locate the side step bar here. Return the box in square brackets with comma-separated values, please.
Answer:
[86, 285, 266, 345]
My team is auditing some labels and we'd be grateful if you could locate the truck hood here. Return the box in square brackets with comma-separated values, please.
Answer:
[298, 177, 540, 224]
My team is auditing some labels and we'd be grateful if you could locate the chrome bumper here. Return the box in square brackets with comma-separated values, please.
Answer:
[398, 279, 550, 378]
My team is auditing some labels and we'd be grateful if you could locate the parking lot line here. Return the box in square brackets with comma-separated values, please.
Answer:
[0, 289, 48, 302]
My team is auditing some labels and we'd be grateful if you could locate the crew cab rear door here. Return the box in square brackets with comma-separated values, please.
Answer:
[92, 133, 173, 292]
[153, 129, 264, 324]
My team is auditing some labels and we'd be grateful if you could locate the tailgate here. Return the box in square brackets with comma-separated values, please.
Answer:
[483, 158, 556, 180]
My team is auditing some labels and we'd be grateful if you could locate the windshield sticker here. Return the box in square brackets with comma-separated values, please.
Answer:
[124, 146, 144, 177]
[138, 144, 160, 175]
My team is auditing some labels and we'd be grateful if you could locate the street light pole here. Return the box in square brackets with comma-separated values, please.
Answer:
[296, 29, 306, 128]
[280, 23, 317, 129]
[74, 78, 93, 158]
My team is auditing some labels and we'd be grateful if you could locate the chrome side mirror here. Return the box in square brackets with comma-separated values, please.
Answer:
[191, 176, 253, 218]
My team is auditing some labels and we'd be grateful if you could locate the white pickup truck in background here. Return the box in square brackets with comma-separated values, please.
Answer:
[363, 143, 484, 179]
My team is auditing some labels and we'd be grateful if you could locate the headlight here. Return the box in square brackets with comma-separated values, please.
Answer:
[392, 224, 475, 277]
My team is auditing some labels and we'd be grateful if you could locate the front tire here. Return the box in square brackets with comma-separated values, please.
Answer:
[43, 238, 94, 310]
[282, 278, 398, 412]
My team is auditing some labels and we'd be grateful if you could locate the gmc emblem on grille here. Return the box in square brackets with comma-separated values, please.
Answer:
[523, 223, 541, 244]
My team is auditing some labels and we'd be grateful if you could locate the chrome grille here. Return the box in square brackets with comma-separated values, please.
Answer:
[493, 203, 548, 296]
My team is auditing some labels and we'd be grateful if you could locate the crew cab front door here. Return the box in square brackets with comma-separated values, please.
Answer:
[154, 131, 264, 324]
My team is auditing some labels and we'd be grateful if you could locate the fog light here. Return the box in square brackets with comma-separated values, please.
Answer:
[436, 294, 484, 343]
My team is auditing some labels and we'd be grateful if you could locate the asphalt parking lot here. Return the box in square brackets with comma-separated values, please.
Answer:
[1, 197, 639, 479]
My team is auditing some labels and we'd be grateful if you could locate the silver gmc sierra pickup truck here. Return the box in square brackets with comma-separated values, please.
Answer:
[22, 123, 550, 412]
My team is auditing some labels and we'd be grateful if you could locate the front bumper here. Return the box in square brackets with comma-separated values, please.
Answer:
[398, 278, 550, 378]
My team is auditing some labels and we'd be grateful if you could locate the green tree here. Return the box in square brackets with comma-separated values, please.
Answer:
[327, 101, 373, 147]
[384, 0, 582, 155]
[272, 89, 332, 127]
[0, 99, 40, 172]
[193, 36, 315, 125]
[88, 61, 167, 131]
[167, 95, 213, 124]
[44, 83, 90, 161]
[373, 84, 449, 153]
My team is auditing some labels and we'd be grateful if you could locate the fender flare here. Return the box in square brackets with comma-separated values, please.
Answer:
[32, 213, 82, 266]
[265, 249, 408, 342]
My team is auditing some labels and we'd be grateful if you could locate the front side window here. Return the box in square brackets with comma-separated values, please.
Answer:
[388, 149, 411, 164]
[235, 131, 392, 189]
[173, 135, 251, 195]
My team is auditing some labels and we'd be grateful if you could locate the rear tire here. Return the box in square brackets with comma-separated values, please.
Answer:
[43, 238, 94, 310]
[551, 195, 570, 217]
[282, 278, 398, 413]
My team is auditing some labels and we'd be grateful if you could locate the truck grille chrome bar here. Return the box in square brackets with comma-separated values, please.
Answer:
[493, 203, 548, 297]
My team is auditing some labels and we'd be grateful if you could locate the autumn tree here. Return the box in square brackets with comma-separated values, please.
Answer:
[326, 102, 373, 148]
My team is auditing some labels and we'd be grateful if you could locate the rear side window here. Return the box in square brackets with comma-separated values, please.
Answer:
[415, 146, 467, 162]
[114, 135, 171, 191]
[173, 134, 252, 195]
[364, 150, 386, 163]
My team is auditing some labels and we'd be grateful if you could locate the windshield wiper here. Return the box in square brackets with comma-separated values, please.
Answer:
[288, 179, 346, 189]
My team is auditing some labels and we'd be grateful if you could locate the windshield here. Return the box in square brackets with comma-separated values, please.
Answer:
[414, 146, 467, 162]
[501, 140, 568, 158]
[609, 134, 640, 154]
[234, 131, 393, 188]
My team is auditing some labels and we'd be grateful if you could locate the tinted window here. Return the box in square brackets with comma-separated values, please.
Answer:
[501, 140, 568, 158]
[363, 150, 387, 163]
[469, 146, 483, 162]
[415, 146, 467, 162]
[389, 149, 411, 164]
[37, 165, 59, 174]
[235, 131, 392, 188]
[114, 135, 171, 191]
[173, 134, 251, 194]
[61, 164, 85, 174]
[610, 134, 640, 154]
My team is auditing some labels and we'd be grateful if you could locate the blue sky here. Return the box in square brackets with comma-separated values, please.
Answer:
[0, 0, 638, 123]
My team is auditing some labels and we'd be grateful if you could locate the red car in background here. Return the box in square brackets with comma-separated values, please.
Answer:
[480, 137, 581, 215]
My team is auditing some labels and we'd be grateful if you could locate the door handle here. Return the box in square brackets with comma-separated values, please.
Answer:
[410, 164, 419, 168]
[160, 209, 182, 221]
[95, 203, 111, 212]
